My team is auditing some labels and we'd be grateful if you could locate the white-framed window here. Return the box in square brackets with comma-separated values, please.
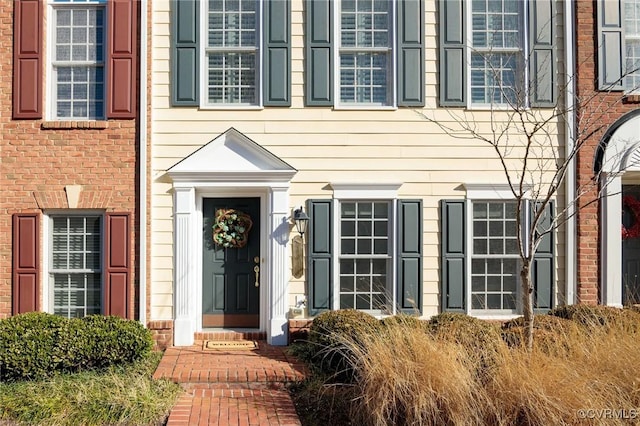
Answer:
[337, 200, 392, 311]
[204, 0, 260, 106]
[625, 0, 640, 93]
[468, 0, 524, 106]
[49, 215, 102, 318]
[469, 201, 519, 313]
[336, 0, 394, 107]
[50, 0, 106, 120]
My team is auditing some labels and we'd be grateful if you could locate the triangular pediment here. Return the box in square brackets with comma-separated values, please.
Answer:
[168, 128, 296, 183]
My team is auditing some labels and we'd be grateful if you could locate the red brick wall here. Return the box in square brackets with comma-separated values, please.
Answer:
[575, 1, 638, 305]
[0, 2, 139, 318]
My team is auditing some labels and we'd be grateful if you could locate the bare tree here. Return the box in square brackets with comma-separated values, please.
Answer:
[419, 47, 638, 350]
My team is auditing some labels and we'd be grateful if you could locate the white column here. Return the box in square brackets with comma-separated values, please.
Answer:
[602, 174, 623, 307]
[268, 186, 290, 345]
[173, 186, 196, 346]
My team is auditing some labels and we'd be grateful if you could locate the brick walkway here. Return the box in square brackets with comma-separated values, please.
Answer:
[153, 341, 308, 426]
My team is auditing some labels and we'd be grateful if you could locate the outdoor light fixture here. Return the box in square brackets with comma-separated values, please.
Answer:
[293, 207, 309, 237]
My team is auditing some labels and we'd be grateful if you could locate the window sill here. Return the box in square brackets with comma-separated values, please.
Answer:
[333, 105, 397, 111]
[624, 94, 640, 104]
[471, 313, 521, 321]
[41, 121, 109, 130]
[198, 105, 264, 111]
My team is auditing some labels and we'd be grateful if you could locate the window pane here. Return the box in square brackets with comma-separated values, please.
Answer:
[487, 294, 502, 309]
[472, 276, 485, 292]
[470, 0, 522, 105]
[356, 259, 369, 274]
[473, 203, 487, 219]
[340, 259, 354, 275]
[372, 259, 386, 275]
[341, 239, 356, 254]
[207, 53, 256, 104]
[487, 276, 501, 292]
[357, 239, 372, 254]
[373, 239, 387, 254]
[339, 52, 389, 104]
[357, 202, 372, 218]
[357, 221, 372, 236]
[473, 239, 487, 254]
[206, 0, 258, 104]
[489, 221, 503, 237]
[356, 277, 370, 293]
[54, 6, 105, 119]
[340, 276, 354, 292]
[474, 221, 487, 237]
[374, 221, 387, 236]
[342, 203, 356, 218]
[356, 294, 371, 310]
[339, 201, 390, 312]
[472, 294, 485, 309]
[471, 201, 519, 312]
[342, 221, 356, 237]
[340, 294, 355, 309]
[51, 216, 102, 318]
[625, 0, 640, 92]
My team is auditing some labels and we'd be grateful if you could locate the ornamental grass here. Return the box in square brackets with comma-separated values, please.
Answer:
[292, 309, 640, 426]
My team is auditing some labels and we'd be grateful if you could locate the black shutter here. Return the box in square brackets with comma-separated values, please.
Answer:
[440, 200, 466, 312]
[307, 199, 333, 315]
[397, 200, 423, 314]
[532, 201, 554, 313]
[171, 0, 199, 106]
[305, 0, 333, 106]
[397, 0, 424, 106]
[438, 0, 466, 106]
[264, 0, 291, 105]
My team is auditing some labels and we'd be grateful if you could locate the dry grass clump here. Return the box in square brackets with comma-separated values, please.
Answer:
[501, 315, 585, 357]
[550, 305, 640, 336]
[306, 309, 382, 381]
[427, 312, 505, 379]
[379, 314, 427, 330]
[340, 321, 491, 426]
[302, 312, 640, 426]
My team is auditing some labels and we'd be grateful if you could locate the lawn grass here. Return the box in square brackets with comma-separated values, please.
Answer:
[0, 351, 181, 426]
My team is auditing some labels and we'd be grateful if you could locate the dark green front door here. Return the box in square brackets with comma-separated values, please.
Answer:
[203, 197, 260, 328]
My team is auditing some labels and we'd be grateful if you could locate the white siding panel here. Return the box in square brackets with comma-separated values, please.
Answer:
[149, 0, 567, 321]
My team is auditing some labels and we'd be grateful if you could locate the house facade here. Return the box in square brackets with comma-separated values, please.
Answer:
[575, 0, 640, 309]
[1, 1, 141, 322]
[148, 0, 572, 346]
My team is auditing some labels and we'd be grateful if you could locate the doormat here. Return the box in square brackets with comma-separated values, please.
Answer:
[203, 340, 258, 350]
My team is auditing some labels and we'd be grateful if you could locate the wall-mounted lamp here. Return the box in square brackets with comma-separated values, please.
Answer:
[293, 207, 310, 237]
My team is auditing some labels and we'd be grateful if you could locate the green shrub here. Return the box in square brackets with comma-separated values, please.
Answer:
[0, 313, 69, 381]
[307, 309, 381, 380]
[0, 313, 153, 382]
[79, 315, 153, 369]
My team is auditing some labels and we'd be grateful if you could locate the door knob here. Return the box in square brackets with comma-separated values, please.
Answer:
[254, 265, 260, 287]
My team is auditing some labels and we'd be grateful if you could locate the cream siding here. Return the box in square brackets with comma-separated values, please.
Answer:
[149, 0, 567, 321]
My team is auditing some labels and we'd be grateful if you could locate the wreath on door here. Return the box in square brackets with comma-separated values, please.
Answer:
[622, 196, 640, 239]
[213, 209, 253, 248]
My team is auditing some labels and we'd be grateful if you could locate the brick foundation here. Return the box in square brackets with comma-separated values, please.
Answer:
[288, 319, 314, 344]
[148, 320, 174, 351]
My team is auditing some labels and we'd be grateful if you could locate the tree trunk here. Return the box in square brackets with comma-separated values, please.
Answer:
[520, 262, 534, 351]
